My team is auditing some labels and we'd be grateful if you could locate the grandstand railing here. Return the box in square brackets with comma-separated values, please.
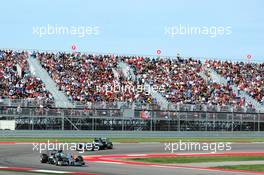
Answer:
[0, 98, 260, 114]
[1, 105, 263, 120]
[1, 101, 263, 131]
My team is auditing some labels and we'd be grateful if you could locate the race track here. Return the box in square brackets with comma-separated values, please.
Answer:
[0, 142, 263, 175]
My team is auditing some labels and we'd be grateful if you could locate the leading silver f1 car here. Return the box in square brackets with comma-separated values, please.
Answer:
[40, 150, 85, 166]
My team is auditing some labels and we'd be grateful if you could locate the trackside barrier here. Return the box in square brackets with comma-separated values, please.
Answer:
[1, 130, 264, 138]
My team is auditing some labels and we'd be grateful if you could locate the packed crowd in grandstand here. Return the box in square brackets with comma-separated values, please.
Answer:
[0, 50, 53, 104]
[0, 49, 263, 109]
[124, 57, 246, 107]
[35, 52, 153, 104]
[206, 60, 264, 105]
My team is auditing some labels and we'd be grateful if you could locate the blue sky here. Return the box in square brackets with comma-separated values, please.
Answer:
[0, 0, 263, 62]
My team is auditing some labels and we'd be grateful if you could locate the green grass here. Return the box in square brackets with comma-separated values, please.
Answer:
[214, 164, 264, 172]
[128, 156, 264, 164]
[0, 137, 264, 143]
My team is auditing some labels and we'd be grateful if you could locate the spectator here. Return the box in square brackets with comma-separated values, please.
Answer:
[206, 60, 264, 104]
[0, 50, 53, 105]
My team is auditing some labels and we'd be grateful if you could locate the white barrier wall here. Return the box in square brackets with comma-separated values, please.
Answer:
[0, 120, 16, 130]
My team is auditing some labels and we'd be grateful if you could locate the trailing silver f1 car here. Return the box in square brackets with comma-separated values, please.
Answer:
[77, 138, 113, 151]
[94, 138, 113, 150]
[40, 150, 85, 166]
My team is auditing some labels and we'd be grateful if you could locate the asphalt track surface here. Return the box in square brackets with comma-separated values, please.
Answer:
[0, 142, 264, 175]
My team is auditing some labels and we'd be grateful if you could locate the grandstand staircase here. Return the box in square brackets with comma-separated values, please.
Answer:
[202, 67, 264, 112]
[118, 61, 136, 81]
[118, 61, 170, 110]
[112, 64, 135, 118]
[28, 56, 74, 108]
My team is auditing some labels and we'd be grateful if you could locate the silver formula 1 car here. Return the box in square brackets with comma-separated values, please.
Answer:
[40, 150, 85, 166]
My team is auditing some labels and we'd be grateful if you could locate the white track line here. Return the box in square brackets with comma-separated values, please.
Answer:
[126, 154, 147, 157]
[32, 170, 68, 174]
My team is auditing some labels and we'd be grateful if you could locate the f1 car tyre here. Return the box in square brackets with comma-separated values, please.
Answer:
[40, 154, 48, 163]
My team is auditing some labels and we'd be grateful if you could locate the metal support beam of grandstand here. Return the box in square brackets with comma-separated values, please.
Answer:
[64, 117, 79, 130]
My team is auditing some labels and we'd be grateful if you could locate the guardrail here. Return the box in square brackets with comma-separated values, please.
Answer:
[1, 130, 264, 138]
[0, 99, 259, 113]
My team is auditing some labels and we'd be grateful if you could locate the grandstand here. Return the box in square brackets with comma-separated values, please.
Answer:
[0, 49, 263, 131]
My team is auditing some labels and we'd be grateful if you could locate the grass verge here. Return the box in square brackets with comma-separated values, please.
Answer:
[214, 164, 264, 172]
